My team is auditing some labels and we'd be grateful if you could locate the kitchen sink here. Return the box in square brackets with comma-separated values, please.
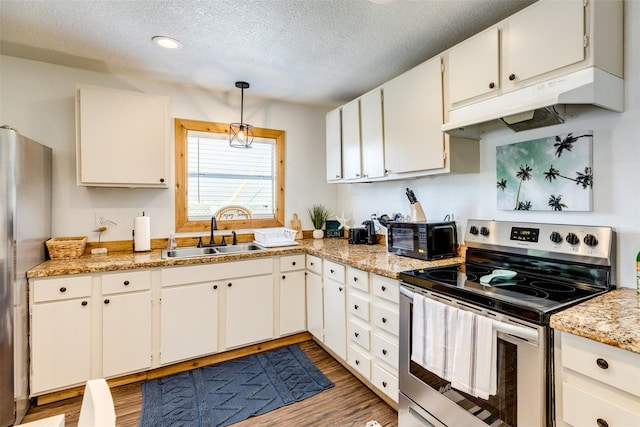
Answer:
[161, 243, 265, 259]
[213, 243, 265, 254]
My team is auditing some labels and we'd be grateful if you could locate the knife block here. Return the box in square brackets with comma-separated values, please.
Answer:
[411, 202, 427, 222]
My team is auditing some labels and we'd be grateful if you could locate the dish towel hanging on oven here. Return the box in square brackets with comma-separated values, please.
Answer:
[410, 292, 497, 399]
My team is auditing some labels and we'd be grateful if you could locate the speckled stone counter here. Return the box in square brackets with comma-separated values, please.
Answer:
[27, 238, 463, 280]
[550, 288, 640, 354]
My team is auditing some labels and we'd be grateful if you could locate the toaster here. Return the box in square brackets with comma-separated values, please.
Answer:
[348, 228, 369, 244]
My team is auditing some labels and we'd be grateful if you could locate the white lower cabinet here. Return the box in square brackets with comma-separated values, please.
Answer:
[279, 254, 306, 336]
[226, 274, 274, 348]
[160, 282, 219, 365]
[101, 270, 152, 377]
[30, 276, 92, 395]
[555, 331, 640, 427]
[323, 277, 347, 360]
[306, 255, 324, 341]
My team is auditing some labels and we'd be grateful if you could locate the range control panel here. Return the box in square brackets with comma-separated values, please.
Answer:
[465, 219, 614, 264]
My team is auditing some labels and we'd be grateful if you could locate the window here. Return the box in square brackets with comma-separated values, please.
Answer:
[174, 118, 284, 232]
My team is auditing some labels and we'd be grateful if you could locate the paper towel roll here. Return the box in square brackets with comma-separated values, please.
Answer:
[134, 216, 151, 252]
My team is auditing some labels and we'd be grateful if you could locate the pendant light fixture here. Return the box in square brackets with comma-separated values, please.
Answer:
[229, 81, 254, 148]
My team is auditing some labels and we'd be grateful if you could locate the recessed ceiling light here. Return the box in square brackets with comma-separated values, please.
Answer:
[152, 36, 183, 50]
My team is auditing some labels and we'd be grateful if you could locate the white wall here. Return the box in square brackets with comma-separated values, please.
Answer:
[336, 1, 640, 288]
[0, 56, 337, 242]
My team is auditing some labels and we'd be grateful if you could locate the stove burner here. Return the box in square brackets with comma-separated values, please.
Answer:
[426, 269, 467, 282]
[530, 281, 576, 293]
[495, 285, 550, 299]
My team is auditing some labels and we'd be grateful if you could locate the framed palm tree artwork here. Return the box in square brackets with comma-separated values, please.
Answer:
[496, 131, 593, 211]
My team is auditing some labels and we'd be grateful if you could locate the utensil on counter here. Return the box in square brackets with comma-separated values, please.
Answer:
[405, 187, 426, 222]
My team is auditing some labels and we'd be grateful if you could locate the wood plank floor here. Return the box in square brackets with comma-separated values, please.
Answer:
[21, 340, 399, 427]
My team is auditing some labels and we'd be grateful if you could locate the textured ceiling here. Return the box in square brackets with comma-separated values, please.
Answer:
[0, 0, 535, 106]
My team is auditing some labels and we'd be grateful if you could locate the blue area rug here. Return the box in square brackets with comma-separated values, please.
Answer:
[139, 345, 334, 427]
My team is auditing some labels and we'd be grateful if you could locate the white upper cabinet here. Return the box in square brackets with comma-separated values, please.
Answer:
[383, 56, 445, 174]
[341, 99, 362, 180]
[448, 27, 500, 106]
[505, 0, 584, 85]
[325, 107, 343, 181]
[359, 89, 385, 179]
[76, 85, 170, 188]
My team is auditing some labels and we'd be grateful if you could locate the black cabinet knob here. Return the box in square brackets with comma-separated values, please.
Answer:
[596, 358, 609, 369]
[213, 285, 218, 290]
[227, 282, 232, 287]
[104, 299, 110, 304]
[282, 275, 286, 280]
[596, 419, 609, 427]
[81, 301, 88, 306]
[160, 178, 165, 183]
[330, 269, 335, 274]
[355, 332, 359, 337]
[382, 317, 387, 323]
[354, 304, 359, 310]
[489, 82, 495, 89]
[123, 280, 130, 286]
[381, 286, 386, 292]
[382, 381, 387, 388]
[339, 287, 343, 292]
[509, 73, 516, 81]
[355, 360, 360, 365]
[310, 262, 314, 266]
[292, 261, 296, 266]
[353, 277, 358, 282]
[59, 287, 67, 293]
[382, 349, 387, 355]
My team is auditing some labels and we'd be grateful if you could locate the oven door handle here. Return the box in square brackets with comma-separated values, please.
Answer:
[400, 286, 539, 342]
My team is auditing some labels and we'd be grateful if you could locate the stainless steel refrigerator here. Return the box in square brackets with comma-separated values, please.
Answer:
[0, 126, 52, 426]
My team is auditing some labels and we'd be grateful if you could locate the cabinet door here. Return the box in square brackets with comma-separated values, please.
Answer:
[77, 86, 169, 187]
[306, 272, 324, 341]
[505, 0, 584, 84]
[31, 299, 91, 394]
[326, 107, 343, 181]
[279, 270, 306, 335]
[225, 275, 274, 348]
[448, 27, 500, 105]
[383, 56, 445, 173]
[342, 99, 362, 180]
[323, 278, 346, 360]
[360, 89, 385, 179]
[160, 282, 219, 365]
[102, 291, 151, 377]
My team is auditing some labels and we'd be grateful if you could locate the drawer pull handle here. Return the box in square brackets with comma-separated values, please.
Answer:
[104, 299, 110, 304]
[81, 301, 88, 306]
[355, 332, 359, 337]
[596, 358, 609, 369]
[596, 419, 609, 427]
[59, 287, 67, 293]
[354, 304, 359, 310]
[382, 317, 387, 323]
[382, 381, 387, 388]
[381, 286, 386, 291]
[382, 349, 387, 355]
[123, 280, 130, 286]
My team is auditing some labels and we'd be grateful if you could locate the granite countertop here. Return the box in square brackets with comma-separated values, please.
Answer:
[550, 288, 640, 354]
[27, 238, 463, 280]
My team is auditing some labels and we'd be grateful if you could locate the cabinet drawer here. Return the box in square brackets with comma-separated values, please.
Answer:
[372, 364, 399, 403]
[562, 382, 640, 427]
[306, 255, 322, 275]
[349, 344, 371, 380]
[373, 303, 399, 336]
[102, 270, 150, 295]
[348, 319, 371, 350]
[323, 260, 345, 283]
[280, 254, 305, 272]
[161, 258, 272, 287]
[373, 333, 399, 373]
[561, 332, 640, 397]
[347, 267, 369, 292]
[349, 292, 370, 322]
[372, 275, 399, 303]
[32, 276, 92, 302]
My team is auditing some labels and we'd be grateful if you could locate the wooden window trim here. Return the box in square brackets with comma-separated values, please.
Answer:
[174, 118, 285, 233]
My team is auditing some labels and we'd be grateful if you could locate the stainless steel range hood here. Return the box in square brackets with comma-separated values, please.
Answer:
[442, 67, 624, 133]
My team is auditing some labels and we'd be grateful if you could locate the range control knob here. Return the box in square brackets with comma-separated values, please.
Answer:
[550, 232, 563, 244]
[480, 227, 490, 237]
[565, 233, 580, 245]
[469, 226, 479, 235]
[584, 234, 598, 247]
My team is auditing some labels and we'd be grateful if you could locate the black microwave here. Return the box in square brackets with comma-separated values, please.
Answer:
[387, 221, 458, 260]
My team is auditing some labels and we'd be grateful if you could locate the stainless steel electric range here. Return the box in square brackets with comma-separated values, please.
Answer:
[398, 219, 615, 427]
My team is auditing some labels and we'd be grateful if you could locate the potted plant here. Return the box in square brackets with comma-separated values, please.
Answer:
[307, 204, 331, 239]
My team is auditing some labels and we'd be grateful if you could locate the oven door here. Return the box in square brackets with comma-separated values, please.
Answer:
[399, 284, 547, 427]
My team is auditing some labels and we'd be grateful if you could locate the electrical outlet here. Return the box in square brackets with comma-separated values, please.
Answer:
[95, 212, 109, 228]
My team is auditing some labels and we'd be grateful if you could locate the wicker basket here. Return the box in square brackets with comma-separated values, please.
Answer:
[46, 236, 87, 260]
